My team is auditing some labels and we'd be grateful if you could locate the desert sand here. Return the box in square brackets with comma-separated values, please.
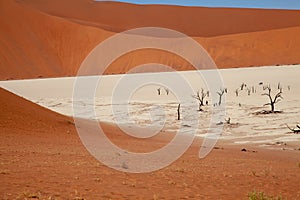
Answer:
[1, 69, 300, 199]
[1, 1, 300, 199]
[1, 0, 300, 80]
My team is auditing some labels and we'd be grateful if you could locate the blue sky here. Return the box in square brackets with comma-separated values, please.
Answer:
[100, 0, 300, 10]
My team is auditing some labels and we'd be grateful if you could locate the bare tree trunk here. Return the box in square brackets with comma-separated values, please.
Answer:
[164, 87, 169, 95]
[271, 103, 275, 112]
[247, 88, 251, 96]
[177, 104, 181, 120]
[235, 89, 239, 97]
[157, 88, 161, 95]
[240, 83, 246, 90]
[198, 103, 203, 111]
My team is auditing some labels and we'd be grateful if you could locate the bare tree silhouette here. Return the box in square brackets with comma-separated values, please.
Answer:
[177, 104, 181, 120]
[225, 117, 231, 124]
[247, 87, 251, 96]
[192, 88, 208, 111]
[217, 88, 225, 106]
[157, 88, 161, 95]
[240, 83, 247, 91]
[235, 88, 239, 97]
[252, 86, 255, 93]
[262, 85, 283, 113]
[277, 82, 281, 90]
[164, 88, 169, 95]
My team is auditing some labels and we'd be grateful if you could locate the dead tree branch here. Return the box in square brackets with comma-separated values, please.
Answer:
[286, 124, 300, 134]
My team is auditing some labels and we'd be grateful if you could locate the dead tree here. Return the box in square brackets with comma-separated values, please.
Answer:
[262, 85, 283, 113]
[252, 86, 255, 93]
[216, 117, 231, 126]
[217, 88, 225, 106]
[157, 88, 161, 95]
[286, 124, 300, 133]
[277, 82, 281, 90]
[247, 88, 251, 96]
[235, 88, 239, 97]
[225, 117, 231, 124]
[240, 83, 247, 91]
[177, 104, 181, 120]
[277, 82, 283, 93]
[192, 88, 208, 111]
[164, 88, 169, 95]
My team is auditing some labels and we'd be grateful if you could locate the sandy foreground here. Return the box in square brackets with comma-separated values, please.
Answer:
[1, 87, 300, 199]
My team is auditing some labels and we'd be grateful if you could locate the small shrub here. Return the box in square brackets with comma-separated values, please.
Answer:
[248, 191, 283, 200]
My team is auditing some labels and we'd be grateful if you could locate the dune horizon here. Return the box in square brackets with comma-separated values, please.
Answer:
[103, 0, 300, 10]
[1, 0, 300, 80]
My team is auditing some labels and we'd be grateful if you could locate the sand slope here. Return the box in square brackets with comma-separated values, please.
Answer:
[0, 0, 112, 80]
[0, 0, 300, 80]
[0, 87, 75, 133]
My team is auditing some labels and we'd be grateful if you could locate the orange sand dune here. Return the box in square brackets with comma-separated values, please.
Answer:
[0, 0, 300, 80]
[0, 0, 112, 80]
[202, 26, 300, 68]
[105, 27, 300, 74]
[18, 0, 300, 37]
[1, 87, 300, 199]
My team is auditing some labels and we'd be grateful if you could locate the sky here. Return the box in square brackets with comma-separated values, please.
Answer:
[99, 0, 300, 10]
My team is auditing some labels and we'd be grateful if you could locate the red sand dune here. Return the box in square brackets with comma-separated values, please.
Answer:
[15, 0, 300, 37]
[0, 0, 300, 80]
